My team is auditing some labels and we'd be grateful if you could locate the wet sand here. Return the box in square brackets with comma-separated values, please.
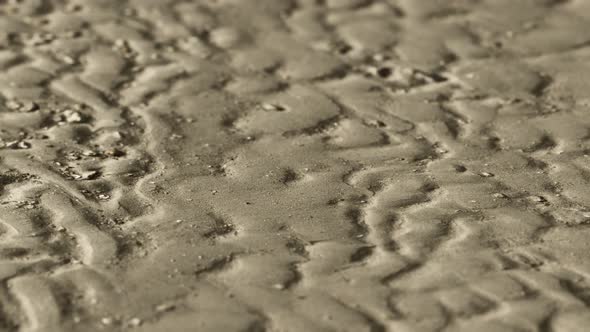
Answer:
[1, 0, 590, 331]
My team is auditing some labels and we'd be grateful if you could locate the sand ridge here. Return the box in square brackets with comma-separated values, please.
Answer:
[1, 0, 590, 331]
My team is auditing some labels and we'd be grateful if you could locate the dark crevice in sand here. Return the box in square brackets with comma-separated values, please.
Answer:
[345, 207, 370, 240]
[194, 254, 236, 278]
[349, 245, 375, 263]
[280, 168, 302, 186]
[558, 279, 590, 306]
[531, 74, 554, 98]
[283, 114, 343, 137]
[203, 212, 236, 239]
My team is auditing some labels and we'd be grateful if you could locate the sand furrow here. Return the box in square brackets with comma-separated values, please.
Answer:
[1, 0, 590, 330]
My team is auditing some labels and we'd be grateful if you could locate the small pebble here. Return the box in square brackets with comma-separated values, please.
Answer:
[155, 303, 176, 313]
[101, 317, 113, 325]
[128, 317, 142, 327]
[272, 283, 285, 290]
[98, 194, 111, 200]
[261, 103, 286, 112]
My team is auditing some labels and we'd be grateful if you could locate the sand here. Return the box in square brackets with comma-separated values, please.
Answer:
[1, 0, 590, 331]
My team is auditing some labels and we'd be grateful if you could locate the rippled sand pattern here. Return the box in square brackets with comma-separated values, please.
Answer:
[1, 0, 590, 331]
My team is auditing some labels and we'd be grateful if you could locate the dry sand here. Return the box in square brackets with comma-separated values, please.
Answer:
[1, 0, 590, 331]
